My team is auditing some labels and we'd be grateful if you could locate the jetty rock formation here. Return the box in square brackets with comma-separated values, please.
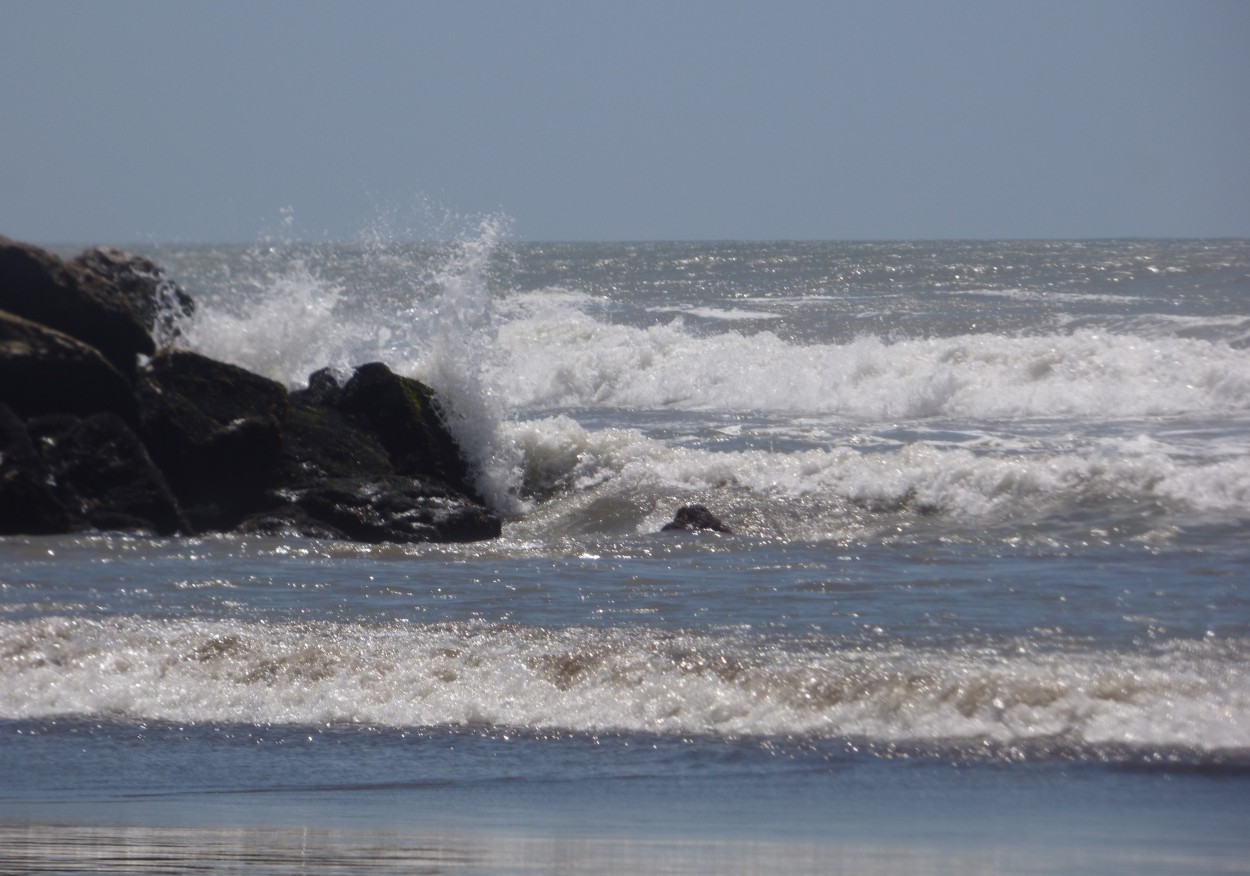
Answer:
[0, 236, 501, 544]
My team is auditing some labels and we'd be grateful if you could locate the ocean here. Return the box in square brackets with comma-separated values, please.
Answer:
[2, 235, 1248, 874]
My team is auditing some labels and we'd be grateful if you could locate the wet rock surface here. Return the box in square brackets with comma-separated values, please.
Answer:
[661, 503, 734, 534]
[0, 238, 500, 543]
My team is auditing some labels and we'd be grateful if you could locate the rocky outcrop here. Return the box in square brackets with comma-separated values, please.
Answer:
[0, 403, 70, 534]
[0, 237, 500, 544]
[0, 404, 185, 536]
[136, 350, 289, 531]
[0, 309, 137, 419]
[0, 236, 154, 373]
[336, 362, 478, 500]
[239, 364, 501, 543]
[71, 245, 196, 344]
[31, 412, 187, 536]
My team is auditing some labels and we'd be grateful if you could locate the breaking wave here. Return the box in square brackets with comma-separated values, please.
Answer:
[169, 237, 1250, 536]
[3, 616, 1247, 758]
[491, 290, 1250, 420]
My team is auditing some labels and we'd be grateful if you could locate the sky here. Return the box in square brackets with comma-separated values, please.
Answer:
[2, 0, 1247, 243]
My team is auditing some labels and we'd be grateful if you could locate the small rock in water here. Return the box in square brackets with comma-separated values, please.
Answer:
[661, 504, 733, 534]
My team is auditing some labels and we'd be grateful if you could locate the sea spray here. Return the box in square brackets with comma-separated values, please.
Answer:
[179, 217, 526, 514]
[410, 216, 526, 514]
[183, 256, 354, 383]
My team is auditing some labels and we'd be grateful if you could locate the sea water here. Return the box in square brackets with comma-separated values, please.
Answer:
[2, 236, 1248, 874]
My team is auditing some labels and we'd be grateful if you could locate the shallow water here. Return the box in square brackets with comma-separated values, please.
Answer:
[4, 238, 1249, 872]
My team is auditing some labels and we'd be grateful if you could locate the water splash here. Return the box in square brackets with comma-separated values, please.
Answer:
[184, 257, 351, 382]
[180, 211, 525, 514]
[409, 215, 526, 514]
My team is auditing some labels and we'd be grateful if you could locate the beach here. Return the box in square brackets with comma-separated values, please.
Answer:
[3, 237, 1248, 873]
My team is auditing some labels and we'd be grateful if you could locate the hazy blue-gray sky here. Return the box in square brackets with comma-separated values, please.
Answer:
[2, 0, 1247, 243]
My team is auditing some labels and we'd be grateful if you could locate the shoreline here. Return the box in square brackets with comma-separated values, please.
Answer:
[1, 817, 1243, 876]
[3, 757, 1246, 875]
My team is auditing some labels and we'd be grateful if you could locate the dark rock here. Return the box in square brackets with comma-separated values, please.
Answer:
[0, 403, 70, 534]
[0, 237, 502, 547]
[0, 236, 154, 372]
[661, 504, 733, 534]
[137, 349, 288, 528]
[33, 413, 187, 535]
[140, 349, 288, 429]
[256, 372, 503, 543]
[254, 475, 501, 544]
[0, 309, 137, 419]
[336, 362, 478, 500]
[278, 391, 393, 484]
[71, 245, 196, 345]
[298, 367, 343, 407]
[236, 505, 351, 541]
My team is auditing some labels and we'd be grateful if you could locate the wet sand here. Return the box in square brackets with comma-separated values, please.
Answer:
[4, 760, 1247, 876]
[3, 822, 1248, 876]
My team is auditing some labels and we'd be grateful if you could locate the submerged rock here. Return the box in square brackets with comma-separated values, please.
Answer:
[661, 504, 733, 534]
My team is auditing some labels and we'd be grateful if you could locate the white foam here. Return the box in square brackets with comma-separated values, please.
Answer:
[181, 222, 524, 513]
[184, 260, 358, 386]
[648, 305, 782, 322]
[3, 617, 1246, 752]
[175, 245, 1250, 525]
[396, 217, 525, 513]
[944, 286, 1143, 306]
[503, 415, 1250, 532]
[490, 294, 1250, 420]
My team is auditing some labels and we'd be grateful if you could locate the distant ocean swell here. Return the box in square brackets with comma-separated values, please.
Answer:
[3, 617, 1247, 757]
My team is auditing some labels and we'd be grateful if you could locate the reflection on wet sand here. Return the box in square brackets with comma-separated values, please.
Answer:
[3, 823, 1240, 876]
[5, 825, 470, 875]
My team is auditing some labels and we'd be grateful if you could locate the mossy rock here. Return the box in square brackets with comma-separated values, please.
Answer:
[277, 394, 394, 483]
[336, 362, 477, 500]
